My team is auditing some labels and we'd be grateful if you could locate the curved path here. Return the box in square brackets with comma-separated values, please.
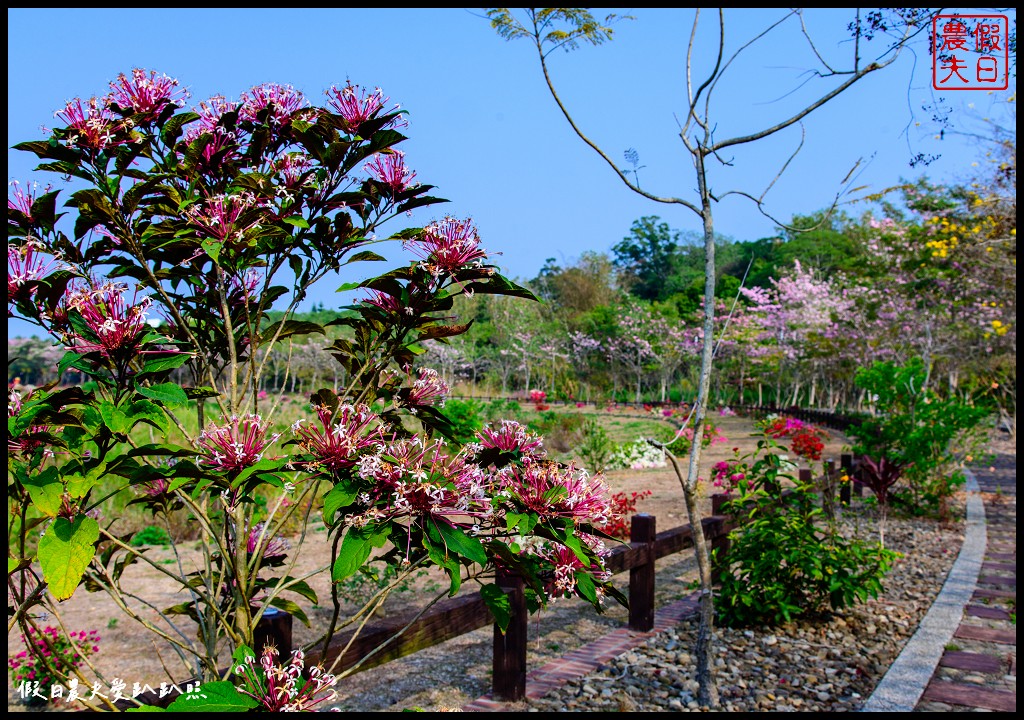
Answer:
[862, 454, 1016, 711]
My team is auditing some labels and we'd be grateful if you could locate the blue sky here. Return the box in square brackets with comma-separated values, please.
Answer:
[7, 8, 1016, 338]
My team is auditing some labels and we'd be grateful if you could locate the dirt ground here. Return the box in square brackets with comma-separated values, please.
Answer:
[7, 410, 853, 711]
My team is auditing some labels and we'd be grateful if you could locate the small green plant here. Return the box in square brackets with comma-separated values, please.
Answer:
[944, 642, 962, 651]
[129, 524, 172, 547]
[483, 398, 523, 423]
[849, 359, 989, 519]
[106, 618, 118, 630]
[439, 398, 484, 445]
[577, 419, 613, 473]
[716, 438, 898, 628]
[528, 410, 586, 453]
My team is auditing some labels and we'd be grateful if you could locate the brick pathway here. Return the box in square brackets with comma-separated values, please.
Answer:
[463, 597, 699, 711]
[917, 453, 1016, 712]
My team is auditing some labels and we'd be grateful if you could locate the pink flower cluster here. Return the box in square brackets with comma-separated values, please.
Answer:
[325, 81, 401, 133]
[712, 460, 748, 490]
[234, 646, 337, 712]
[8, 237, 63, 314]
[57, 281, 153, 358]
[352, 436, 490, 527]
[108, 68, 188, 118]
[292, 403, 385, 475]
[535, 535, 611, 598]
[406, 367, 449, 408]
[8, 626, 100, 688]
[366, 150, 416, 194]
[196, 413, 281, 473]
[498, 462, 612, 526]
[405, 216, 489, 279]
[477, 419, 546, 462]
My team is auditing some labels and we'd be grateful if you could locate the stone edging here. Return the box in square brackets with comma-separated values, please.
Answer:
[859, 469, 987, 712]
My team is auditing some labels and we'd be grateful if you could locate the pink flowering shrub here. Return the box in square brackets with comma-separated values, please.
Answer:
[7, 69, 621, 708]
[8, 626, 100, 693]
[529, 389, 548, 411]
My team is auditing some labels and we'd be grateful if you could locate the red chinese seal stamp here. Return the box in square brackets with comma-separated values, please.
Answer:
[933, 14, 1009, 90]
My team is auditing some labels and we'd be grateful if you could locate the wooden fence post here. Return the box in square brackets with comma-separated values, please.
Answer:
[798, 468, 812, 494]
[629, 514, 656, 632]
[840, 454, 853, 505]
[823, 459, 837, 521]
[852, 454, 865, 497]
[254, 607, 293, 658]
[493, 570, 526, 701]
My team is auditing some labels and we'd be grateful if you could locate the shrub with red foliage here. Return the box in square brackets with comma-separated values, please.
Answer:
[598, 490, 653, 539]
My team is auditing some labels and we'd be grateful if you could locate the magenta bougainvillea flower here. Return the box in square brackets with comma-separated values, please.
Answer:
[196, 414, 281, 473]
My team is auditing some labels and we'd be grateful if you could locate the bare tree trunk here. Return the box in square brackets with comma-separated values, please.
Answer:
[678, 161, 720, 707]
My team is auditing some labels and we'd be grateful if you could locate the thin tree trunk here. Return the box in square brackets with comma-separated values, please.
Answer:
[680, 157, 720, 708]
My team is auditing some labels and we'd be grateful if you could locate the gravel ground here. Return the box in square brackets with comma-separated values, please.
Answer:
[517, 503, 966, 713]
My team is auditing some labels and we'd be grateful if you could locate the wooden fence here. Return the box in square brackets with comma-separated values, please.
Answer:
[268, 453, 863, 702]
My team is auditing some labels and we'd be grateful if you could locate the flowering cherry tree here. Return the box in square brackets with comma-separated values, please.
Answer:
[7, 69, 622, 710]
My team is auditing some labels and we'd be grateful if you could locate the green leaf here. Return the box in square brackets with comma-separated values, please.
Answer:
[344, 250, 387, 263]
[65, 473, 101, 499]
[138, 383, 189, 407]
[232, 644, 256, 667]
[322, 484, 358, 527]
[163, 681, 258, 713]
[282, 216, 310, 229]
[184, 386, 220, 400]
[22, 467, 63, 517]
[267, 597, 310, 627]
[433, 520, 487, 566]
[38, 515, 100, 601]
[332, 524, 390, 582]
[57, 351, 89, 377]
[259, 319, 324, 344]
[160, 112, 201, 147]
[575, 571, 598, 604]
[201, 239, 222, 262]
[481, 583, 512, 633]
[126, 399, 169, 432]
[139, 352, 191, 376]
